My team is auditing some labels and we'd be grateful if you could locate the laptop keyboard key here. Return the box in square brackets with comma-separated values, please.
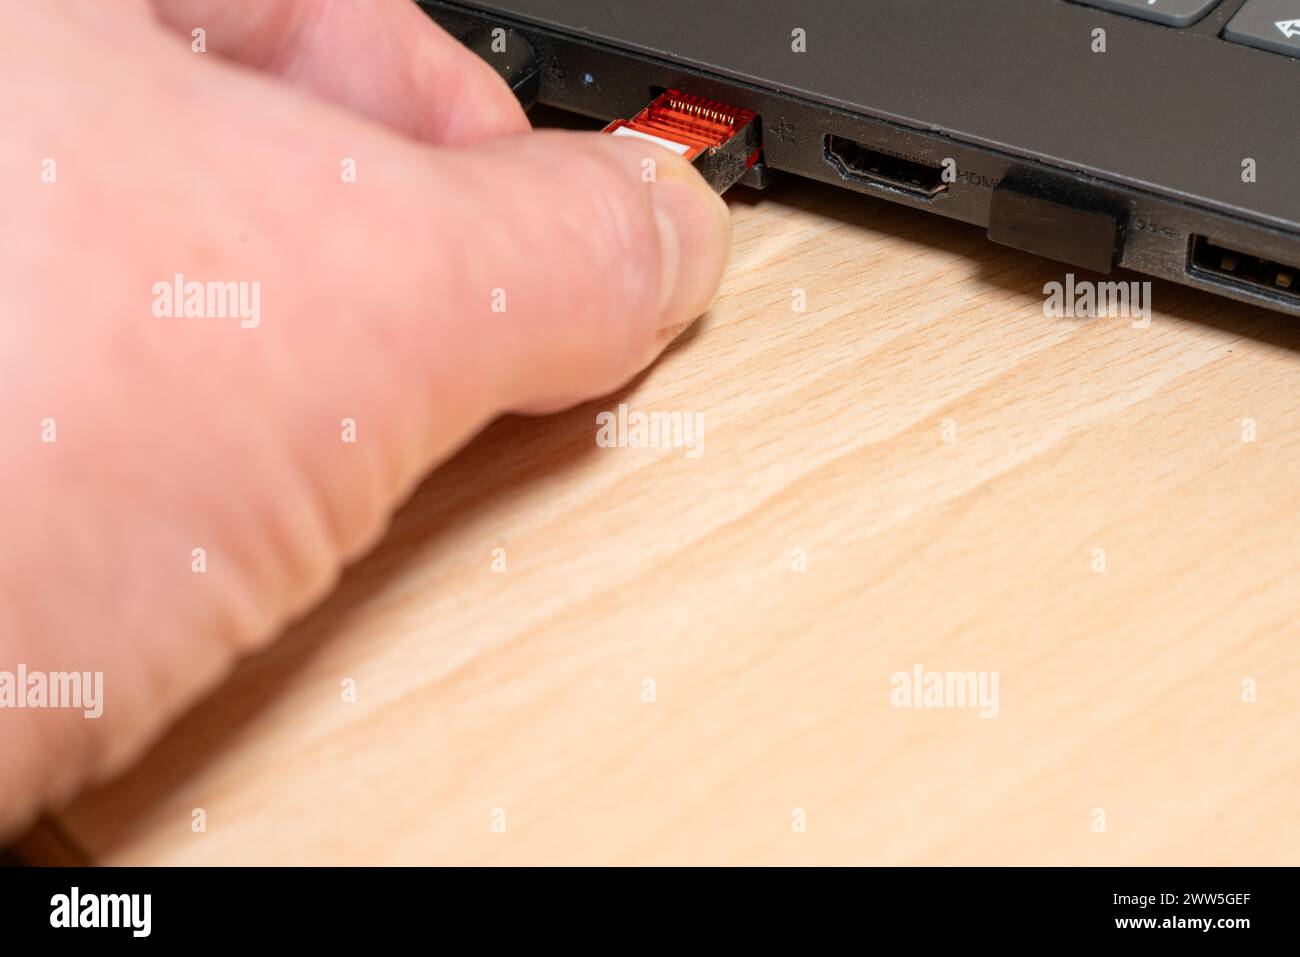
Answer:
[1071, 0, 1222, 27]
[1224, 0, 1300, 58]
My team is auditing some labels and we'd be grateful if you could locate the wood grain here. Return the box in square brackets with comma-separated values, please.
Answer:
[49, 175, 1300, 865]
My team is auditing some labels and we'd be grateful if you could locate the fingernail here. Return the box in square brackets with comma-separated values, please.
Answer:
[650, 167, 732, 331]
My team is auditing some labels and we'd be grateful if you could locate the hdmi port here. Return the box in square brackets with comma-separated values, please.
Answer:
[824, 135, 947, 199]
[1188, 236, 1300, 305]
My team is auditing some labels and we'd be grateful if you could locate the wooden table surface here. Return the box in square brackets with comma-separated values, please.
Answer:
[35, 172, 1300, 866]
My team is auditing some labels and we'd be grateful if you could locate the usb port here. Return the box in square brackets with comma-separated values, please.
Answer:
[1188, 236, 1300, 305]
[824, 135, 947, 199]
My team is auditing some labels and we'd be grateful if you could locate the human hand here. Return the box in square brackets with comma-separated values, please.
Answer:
[0, 0, 730, 837]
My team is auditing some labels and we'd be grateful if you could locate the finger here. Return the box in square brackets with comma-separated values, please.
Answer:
[148, 0, 529, 145]
[404, 131, 734, 414]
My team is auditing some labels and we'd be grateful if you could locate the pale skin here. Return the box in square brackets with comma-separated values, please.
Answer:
[0, 0, 730, 838]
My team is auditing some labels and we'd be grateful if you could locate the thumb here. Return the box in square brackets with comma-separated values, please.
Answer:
[417, 130, 733, 414]
[287, 129, 732, 552]
[280, 129, 732, 565]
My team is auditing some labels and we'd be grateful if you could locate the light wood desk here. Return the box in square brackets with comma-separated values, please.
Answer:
[36, 175, 1300, 865]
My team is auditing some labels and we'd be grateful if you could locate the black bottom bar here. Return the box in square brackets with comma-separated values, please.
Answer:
[0, 865, 1288, 944]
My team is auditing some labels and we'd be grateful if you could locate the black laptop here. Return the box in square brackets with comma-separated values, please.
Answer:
[422, 0, 1300, 316]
